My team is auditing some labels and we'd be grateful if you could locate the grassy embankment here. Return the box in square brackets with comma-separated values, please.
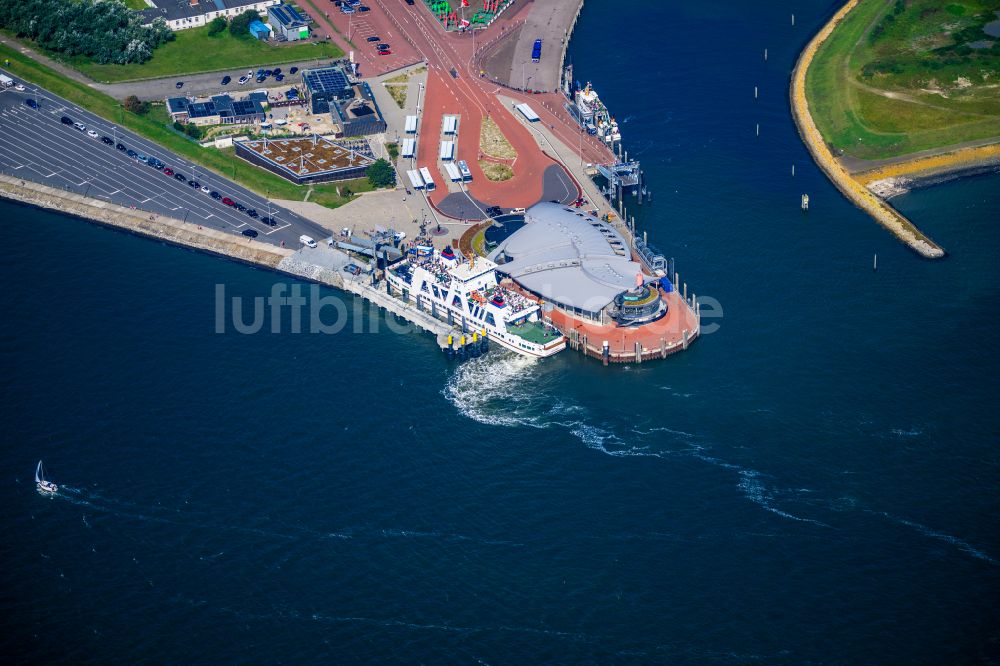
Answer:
[0, 41, 372, 208]
[479, 116, 515, 182]
[69, 25, 343, 83]
[806, 0, 1000, 162]
[381, 66, 427, 109]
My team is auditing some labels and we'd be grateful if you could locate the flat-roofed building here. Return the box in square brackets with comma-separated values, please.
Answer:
[235, 135, 375, 184]
[165, 94, 266, 126]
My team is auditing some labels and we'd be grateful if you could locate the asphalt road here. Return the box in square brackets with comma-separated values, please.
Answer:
[95, 59, 333, 100]
[0, 72, 331, 248]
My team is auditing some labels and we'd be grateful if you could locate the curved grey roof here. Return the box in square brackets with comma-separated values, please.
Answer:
[488, 202, 643, 313]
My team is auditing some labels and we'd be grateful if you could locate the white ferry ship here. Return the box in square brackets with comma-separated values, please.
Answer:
[569, 82, 621, 145]
[386, 246, 566, 358]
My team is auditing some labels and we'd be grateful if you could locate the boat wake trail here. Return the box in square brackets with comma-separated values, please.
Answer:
[47, 485, 521, 551]
[737, 471, 830, 528]
[444, 353, 828, 527]
[867, 510, 997, 565]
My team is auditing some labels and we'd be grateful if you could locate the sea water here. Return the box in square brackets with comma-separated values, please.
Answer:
[2, 0, 998, 662]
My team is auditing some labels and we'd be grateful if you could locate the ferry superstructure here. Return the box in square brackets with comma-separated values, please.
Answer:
[566, 81, 621, 146]
[386, 247, 566, 358]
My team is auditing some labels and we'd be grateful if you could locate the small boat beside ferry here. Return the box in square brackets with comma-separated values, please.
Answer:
[35, 460, 58, 494]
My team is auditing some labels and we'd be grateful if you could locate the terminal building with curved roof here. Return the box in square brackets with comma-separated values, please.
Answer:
[488, 202, 667, 324]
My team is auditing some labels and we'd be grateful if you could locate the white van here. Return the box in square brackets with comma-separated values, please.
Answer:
[299, 235, 317, 248]
[510, 207, 526, 214]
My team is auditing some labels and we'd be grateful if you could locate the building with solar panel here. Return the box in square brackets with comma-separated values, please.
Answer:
[302, 66, 387, 137]
[267, 3, 309, 41]
[166, 94, 266, 126]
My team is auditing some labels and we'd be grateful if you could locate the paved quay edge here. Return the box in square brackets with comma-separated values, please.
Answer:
[789, 0, 947, 260]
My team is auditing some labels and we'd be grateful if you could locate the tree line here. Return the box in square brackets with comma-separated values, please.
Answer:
[0, 0, 173, 65]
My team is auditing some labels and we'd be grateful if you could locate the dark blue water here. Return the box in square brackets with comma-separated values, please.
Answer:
[3, 1, 999, 662]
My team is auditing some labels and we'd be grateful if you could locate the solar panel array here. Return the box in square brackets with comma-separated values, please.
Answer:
[303, 67, 350, 96]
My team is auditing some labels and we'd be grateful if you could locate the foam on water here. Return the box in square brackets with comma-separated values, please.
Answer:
[868, 510, 997, 565]
[444, 354, 830, 527]
[737, 471, 830, 527]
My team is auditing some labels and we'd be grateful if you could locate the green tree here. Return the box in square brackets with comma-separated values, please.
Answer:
[184, 124, 202, 139]
[366, 158, 395, 188]
[123, 94, 145, 114]
[207, 16, 227, 36]
[228, 9, 259, 39]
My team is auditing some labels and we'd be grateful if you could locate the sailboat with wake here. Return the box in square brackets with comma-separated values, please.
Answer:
[35, 460, 58, 494]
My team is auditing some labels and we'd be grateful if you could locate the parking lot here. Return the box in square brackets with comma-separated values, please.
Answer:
[0, 75, 332, 248]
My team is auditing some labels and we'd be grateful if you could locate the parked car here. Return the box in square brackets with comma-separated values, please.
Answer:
[174, 172, 186, 181]
[222, 197, 235, 206]
[14, 83, 25, 91]
[377, 43, 390, 50]
[343, 263, 362, 275]
[24, 99, 38, 109]
[221, 75, 231, 85]
[87, 129, 99, 138]
[201, 186, 210, 194]
[188, 180, 200, 189]
[299, 235, 318, 248]
[210, 191, 221, 199]
[60, 116, 73, 125]
[73, 122, 86, 131]
[234, 203, 246, 212]
[366, 36, 380, 42]
[272, 68, 282, 75]
[242, 229, 258, 238]
[100, 136, 113, 145]
[275, 74, 284, 82]
[238, 75, 250, 85]
[163, 167, 175, 176]
[246, 209, 258, 218]
[357, 5, 370, 12]
[377, 49, 392, 56]
[289, 67, 298, 74]
[126, 149, 137, 158]
[261, 216, 275, 226]
[175, 81, 183, 89]
[116, 143, 127, 151]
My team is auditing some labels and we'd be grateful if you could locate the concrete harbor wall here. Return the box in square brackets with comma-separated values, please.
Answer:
[789, 0, 946, 260]
[0, 175, 293, 269]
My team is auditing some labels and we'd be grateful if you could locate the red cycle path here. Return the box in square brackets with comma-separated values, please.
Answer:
[303, 0, 617, 210]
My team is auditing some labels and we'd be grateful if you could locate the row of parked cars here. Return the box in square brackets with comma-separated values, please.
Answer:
[58, 115, 278, 230]
[336, 0, 370, 15]
[174, 65, 300, 90]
